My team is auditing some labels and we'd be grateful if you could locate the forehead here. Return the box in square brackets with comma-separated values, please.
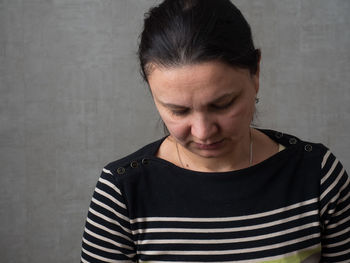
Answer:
[148, 61, 230, 81]
[147, 61, 251, 100]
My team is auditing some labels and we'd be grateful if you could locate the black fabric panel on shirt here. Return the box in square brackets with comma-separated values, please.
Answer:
[121, 142, 321, 219]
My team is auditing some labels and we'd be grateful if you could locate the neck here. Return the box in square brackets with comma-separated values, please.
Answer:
[174, 128, 253, 172]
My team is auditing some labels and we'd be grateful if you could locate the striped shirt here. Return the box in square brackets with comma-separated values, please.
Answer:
[81, 129, 350, 262]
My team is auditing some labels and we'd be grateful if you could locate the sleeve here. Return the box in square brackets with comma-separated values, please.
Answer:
[319, 149, 350, 262]
[81, 167, 137, 263]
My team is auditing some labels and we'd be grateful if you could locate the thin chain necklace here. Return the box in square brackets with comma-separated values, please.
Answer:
[249, 128, 253, 166]
[175, 128, 253, 170]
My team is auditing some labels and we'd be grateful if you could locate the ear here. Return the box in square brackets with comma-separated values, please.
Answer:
[252, 54, 261, 94]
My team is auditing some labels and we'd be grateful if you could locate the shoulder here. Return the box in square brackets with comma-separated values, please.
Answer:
[259, 128, 330, 159]
[257, 128, 341, 179]
[260, 129, 348, 193]
[102, 137, 166, 178]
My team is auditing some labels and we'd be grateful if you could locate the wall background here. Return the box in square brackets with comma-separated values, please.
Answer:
[1, 0, 349, 262]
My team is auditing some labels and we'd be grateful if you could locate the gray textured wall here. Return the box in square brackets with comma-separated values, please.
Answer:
[1, 0, 349, 262]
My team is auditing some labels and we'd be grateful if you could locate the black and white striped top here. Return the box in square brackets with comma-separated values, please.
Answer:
[81, 130, 350, 263]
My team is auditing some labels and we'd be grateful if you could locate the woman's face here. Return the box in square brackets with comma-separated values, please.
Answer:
[148, 61, 259, 159]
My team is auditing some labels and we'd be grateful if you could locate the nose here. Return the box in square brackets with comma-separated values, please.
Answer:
[190, 114, 218, 141]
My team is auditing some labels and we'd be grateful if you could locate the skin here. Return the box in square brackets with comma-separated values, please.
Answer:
[148, 61, 278, 172]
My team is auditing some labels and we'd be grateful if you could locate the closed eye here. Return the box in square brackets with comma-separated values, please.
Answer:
[211, 97, 235, 110]
[170, 108, 189, 116]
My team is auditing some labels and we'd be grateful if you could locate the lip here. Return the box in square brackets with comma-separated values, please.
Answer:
[193, 139, 224, 150]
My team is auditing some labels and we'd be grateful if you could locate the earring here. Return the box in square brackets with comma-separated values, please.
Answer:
[255, 97, 260, 104]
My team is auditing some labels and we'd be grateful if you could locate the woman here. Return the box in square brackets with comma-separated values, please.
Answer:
[81, 0, 349, 262]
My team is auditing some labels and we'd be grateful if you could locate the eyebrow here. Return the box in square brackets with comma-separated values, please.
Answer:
[157, 92, 237, 109]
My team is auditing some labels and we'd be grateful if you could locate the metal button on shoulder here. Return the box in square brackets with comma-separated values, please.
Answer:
[130, 161, 138, 168]
[304, 144, 313, 152]
[289, 138, 297, 145]
[275, 132, 283, 139]
[141, 158, 149, 165]
[116, 167, 125, 175]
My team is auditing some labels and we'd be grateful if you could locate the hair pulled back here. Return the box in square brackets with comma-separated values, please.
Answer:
[138, 0, 260, 82]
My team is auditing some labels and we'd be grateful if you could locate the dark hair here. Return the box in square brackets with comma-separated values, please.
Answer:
[138, 0, 260, 82]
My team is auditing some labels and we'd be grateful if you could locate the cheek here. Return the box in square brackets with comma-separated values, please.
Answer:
[159, 113, 190, 141]
[167, 124, 188, 141]
[231, 96, 256, 118]
[219, 103, 255, 131]
[226, 106, 251, 121]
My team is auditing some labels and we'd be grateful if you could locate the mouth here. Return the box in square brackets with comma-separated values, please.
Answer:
[193, 139, 225, 150]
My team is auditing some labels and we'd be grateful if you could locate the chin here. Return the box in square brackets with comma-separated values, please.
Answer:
[191, 147, 229, 159]
[200, 153, 222, 158]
